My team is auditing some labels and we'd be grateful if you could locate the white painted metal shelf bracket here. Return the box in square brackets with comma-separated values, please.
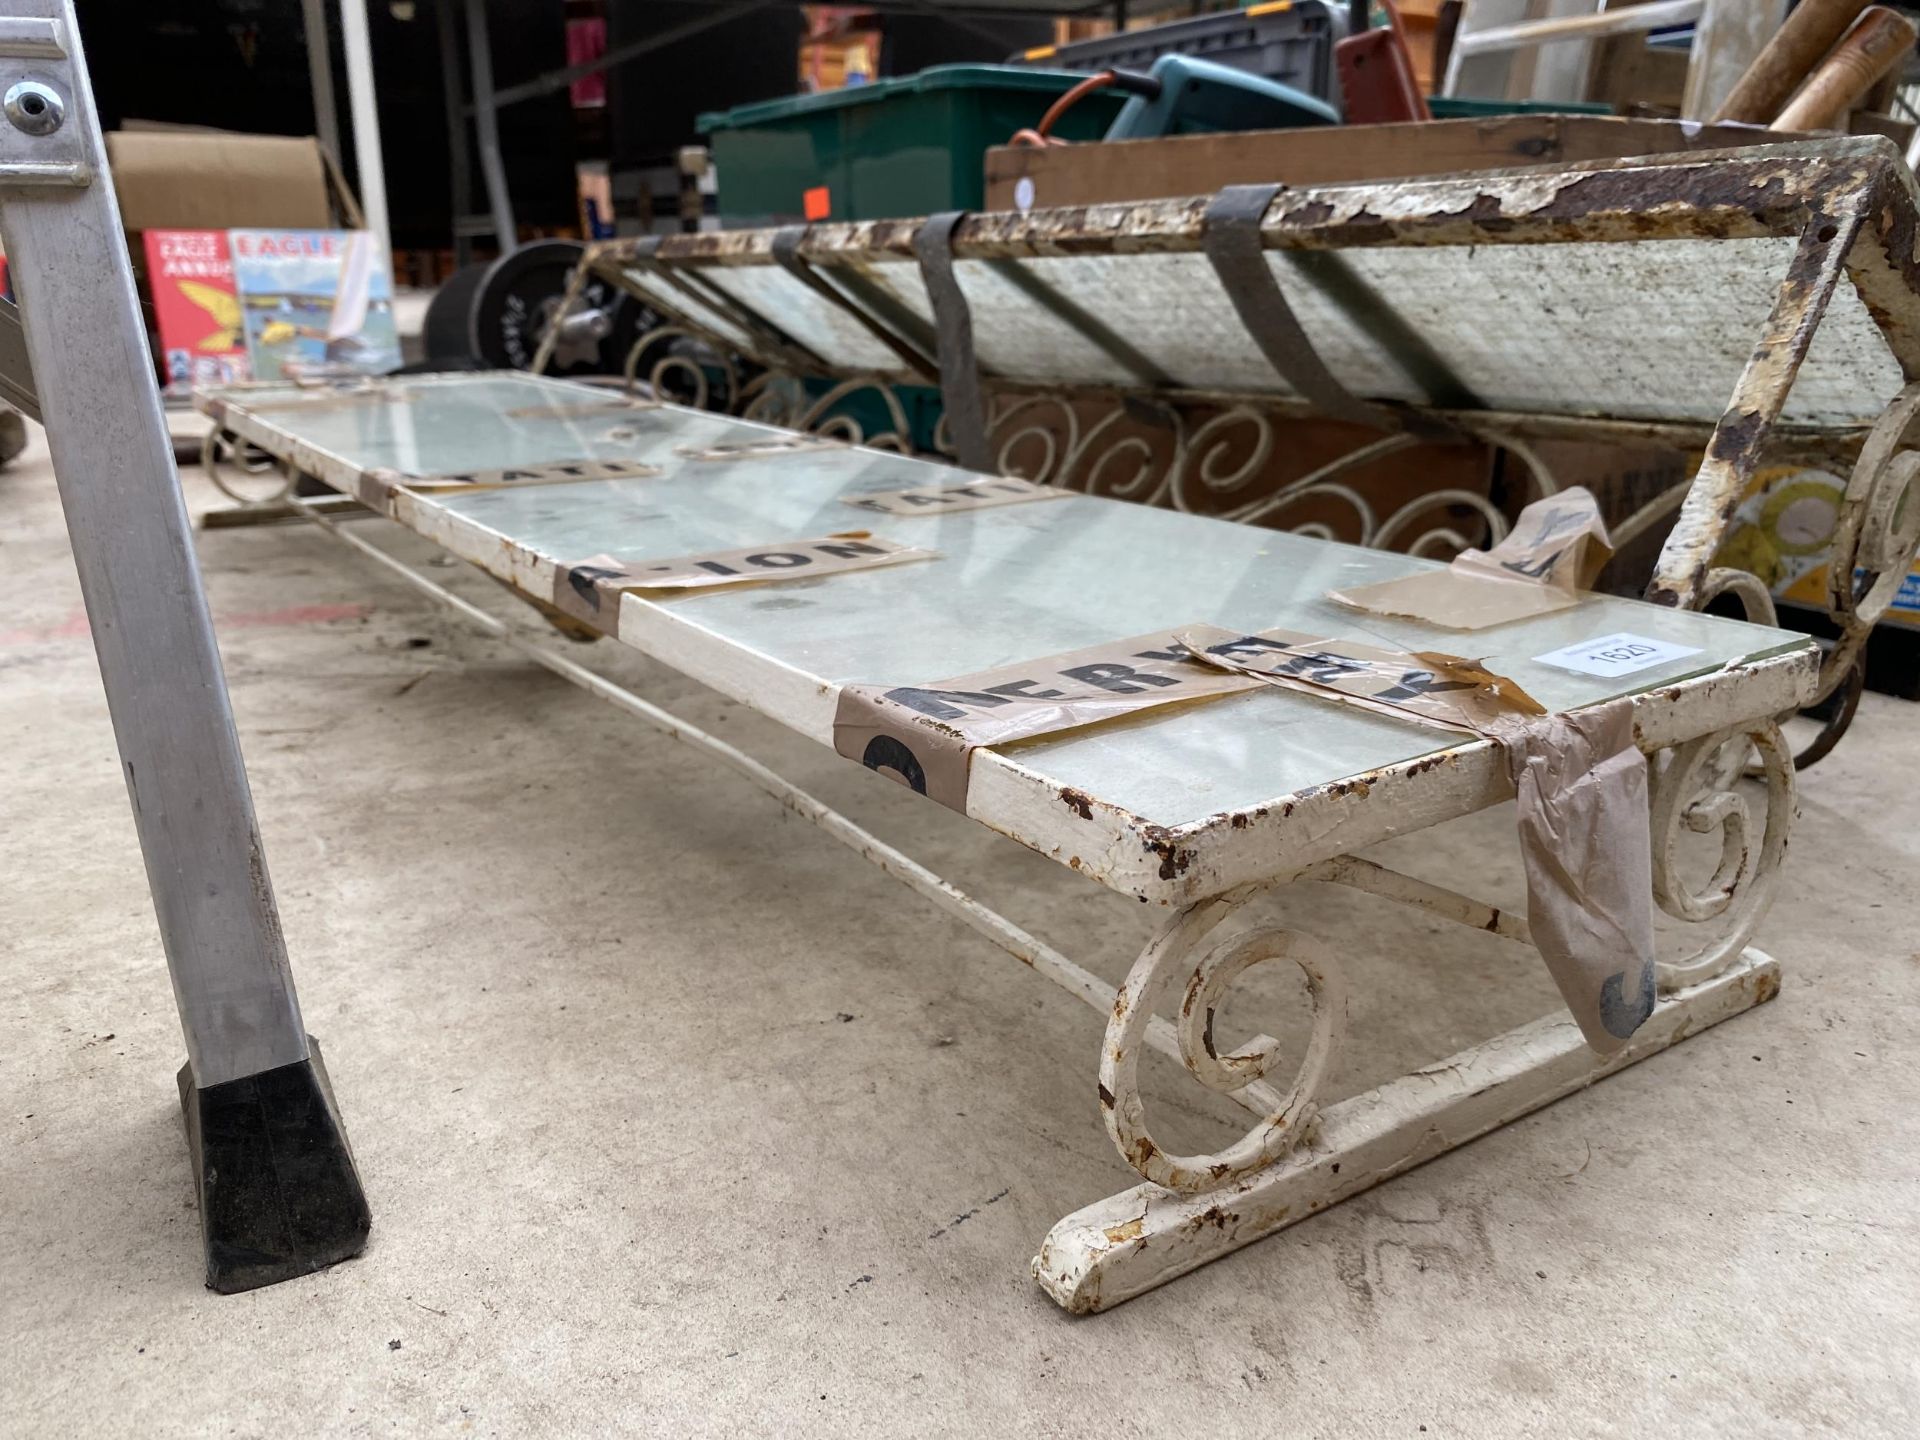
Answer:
[283, 484, 1795, 1314]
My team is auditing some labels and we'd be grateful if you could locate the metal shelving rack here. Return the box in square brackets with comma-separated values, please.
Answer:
[435, 0, 1138, 266]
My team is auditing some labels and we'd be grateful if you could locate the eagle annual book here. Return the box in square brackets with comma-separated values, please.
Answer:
[229, 229, 402, 382]
[143, 229, 251, 390]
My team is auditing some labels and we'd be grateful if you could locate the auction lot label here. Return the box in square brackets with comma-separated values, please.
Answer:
[1532, 632, 1701, 679]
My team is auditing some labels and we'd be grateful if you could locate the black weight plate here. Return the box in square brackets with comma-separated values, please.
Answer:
[469, 238, 635, 377]
[422, 261, 489, 363]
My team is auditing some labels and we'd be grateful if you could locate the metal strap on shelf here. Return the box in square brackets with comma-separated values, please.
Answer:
[1202, 182, 1394, 431]
[911, 211, 992, 474]
[1204, 183, 1483, 426]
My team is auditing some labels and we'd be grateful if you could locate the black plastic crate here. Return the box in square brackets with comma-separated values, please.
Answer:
[1016, 2, 1349, 109]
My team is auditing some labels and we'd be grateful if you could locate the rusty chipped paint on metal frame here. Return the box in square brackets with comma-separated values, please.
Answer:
[607, 139, 1902, 260]
[579, 136, 1920, 766]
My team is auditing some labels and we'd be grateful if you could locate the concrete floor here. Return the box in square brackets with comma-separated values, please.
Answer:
[3, 426, 1917, 1437]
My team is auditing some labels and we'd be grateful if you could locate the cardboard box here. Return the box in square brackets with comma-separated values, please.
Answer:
[984, 115, 1794, 211]
[106, 131, 331, 233]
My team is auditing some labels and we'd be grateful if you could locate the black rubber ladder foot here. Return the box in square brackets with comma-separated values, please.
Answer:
[178, 1037, 371, 1294]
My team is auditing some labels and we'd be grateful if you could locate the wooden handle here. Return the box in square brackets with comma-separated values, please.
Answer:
[1712, 0, 1872, 124]
[1772, 7, 1918, 132]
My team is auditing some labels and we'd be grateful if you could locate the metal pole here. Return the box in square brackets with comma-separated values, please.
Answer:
[300, 0, 341, 163]
[464, 0, 517, 253]
[0, 1, 368, 1292]
[434, 0, 474, 267]
[338, 0, 391, 261]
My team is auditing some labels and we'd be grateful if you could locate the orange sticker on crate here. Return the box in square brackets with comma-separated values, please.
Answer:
[803, 186, 831, 221]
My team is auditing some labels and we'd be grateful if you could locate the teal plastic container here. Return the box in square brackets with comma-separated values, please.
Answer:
[1427, 97, 1613, 119]
[698, 64, 1125, 225]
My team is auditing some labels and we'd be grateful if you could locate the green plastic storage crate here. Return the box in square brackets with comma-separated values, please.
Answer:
[698, 64, 1125, 224]
[1427, 96, 1613, 119]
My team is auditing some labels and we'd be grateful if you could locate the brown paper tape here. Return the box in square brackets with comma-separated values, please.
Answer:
[833, 624, 1545, 813]
[1178, 624, 1649, 1053]
[834, 628, 1270, 811]
[1330, 487, 1615, 631]
[840, 476, 1070, 517]
[356, 456, 665, 511]
[1457, 486, 1614, 590]
[1174, 624, 1546, 736]
[410, 457, 667, 489]
[552, 533, 934, 636]
[1324, 568, 1578, 630]
[676, 435, 848, 462]
[1502, 698, 1655, 1055]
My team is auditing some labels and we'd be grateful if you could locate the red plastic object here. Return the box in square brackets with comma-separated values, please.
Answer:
[1336, 23, 1430, 125]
